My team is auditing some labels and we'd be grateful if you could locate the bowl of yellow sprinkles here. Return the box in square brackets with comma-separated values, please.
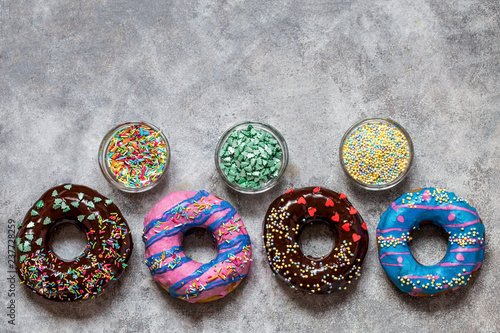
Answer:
[340, 118, 413, 190]
[99, 121, 170, 193]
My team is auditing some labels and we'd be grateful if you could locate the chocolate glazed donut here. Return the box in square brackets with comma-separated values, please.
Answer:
[15, 184, 133, 301]
[263, 186, 369, 293]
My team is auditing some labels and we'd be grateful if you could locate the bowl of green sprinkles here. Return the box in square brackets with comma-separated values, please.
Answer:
[215, 121, 289, 194]
[340, 118, 413, 190]
[98, 121, 170, 193]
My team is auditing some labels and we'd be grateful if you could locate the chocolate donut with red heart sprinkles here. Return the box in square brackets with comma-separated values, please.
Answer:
[263, 186, 369, 293]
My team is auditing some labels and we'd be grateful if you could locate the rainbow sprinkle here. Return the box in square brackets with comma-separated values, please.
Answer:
[107, 124, 167, 188]
[342, 121, 411, 186]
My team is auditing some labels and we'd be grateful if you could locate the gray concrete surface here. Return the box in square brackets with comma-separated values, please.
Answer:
[1, 1, 499, 332]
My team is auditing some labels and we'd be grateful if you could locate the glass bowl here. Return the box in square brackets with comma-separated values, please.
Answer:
[215, 121, 289, 194]
[339, 118, 413, 190]
[98, 121, 170, 193]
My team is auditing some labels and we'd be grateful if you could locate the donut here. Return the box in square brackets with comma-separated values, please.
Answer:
[143, 190, 252, 302]
[263, 186, 369, 293]
[377, 188, 486, 296]
[15, 184, 133, 301]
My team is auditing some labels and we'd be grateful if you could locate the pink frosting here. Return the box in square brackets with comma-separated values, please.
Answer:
[143, 191, 252, 303]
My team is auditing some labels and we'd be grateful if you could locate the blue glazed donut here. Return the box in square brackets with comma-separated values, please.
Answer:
[377, 188, 486, 296]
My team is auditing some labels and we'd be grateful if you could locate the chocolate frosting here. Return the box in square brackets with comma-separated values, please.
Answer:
[263, 186, 369, 293]
[15, 184, 133, 301]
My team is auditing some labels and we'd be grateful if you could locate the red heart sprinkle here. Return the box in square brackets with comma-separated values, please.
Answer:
[339, 193, 347, 199]
[352, 233, 361, 242]
[325, 199, 334, 207]
[331, 213, 340, 222]
[308, 208, 317, 216]
[297, 196, 306, 205]
[313, 186, 321, 193]
[342, 223, 350, 232]
[285, 188, 294, 195]
[361, 222, 367, 230]
[349, 207, 358, 215]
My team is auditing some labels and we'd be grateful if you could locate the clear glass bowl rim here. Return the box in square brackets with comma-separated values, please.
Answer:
[214, 121, 289, 194]
[339, 118, 414, 191]
[98, 121, 171, 193]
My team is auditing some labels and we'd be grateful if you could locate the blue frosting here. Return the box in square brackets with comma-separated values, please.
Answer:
[377, 188, 485, 296]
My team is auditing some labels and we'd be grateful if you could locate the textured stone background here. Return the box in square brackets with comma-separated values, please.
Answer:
[1, 1, 499, 332]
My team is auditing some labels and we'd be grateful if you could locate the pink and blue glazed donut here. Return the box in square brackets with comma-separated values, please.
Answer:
[377, 188, 485, 296]
[143, 190, 252, 302]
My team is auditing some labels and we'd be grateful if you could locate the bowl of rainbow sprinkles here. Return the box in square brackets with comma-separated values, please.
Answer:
[99, 121, 170, 193]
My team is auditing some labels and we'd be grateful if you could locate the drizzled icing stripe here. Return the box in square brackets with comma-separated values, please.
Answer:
[443, 218, 480, 228]
[379, 251, 411, 260]
[377, 228, 409, 234]
[391, 203, 478, 216]
[437, 262, 482, 267]
[217, 234, 250, 250]
[151, 256, 192, 275]
[403, 275, 440, 279]
[450, 246, 485, 253]
[144, 191, 207, 234]
[145, 246, 183, 268]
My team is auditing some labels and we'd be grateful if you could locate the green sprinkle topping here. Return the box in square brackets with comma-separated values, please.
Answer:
[52, 190, 58, 197]
[16, 211, 131, 301]
[94, 197, 102, 203]
[18, 241, 31, 252]
[78, 193, 84, 200]
[30, 209, 39, 216]
[219, 125, 283, 190]
[77, 215, 85, 222]
[27, 221, 35, 228]
[105, 199, 113, 205]
[53, 198, 63, 209]
[25, 234, 34, 241]
[87, 201, 95, 209]
[87, 213, 96, 221]
[64, 184, 72, 190]
[36, 200, 44, 209]
[17, 222, 22, 229]
[71, 201, 80, 208]
[16, 237, 21, 245]
[61, 201, 70, 212]
[43, 217, 52, 225]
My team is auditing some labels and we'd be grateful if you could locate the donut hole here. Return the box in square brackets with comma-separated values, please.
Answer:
[298, 220, 337, 259]
[49, 218, 89, 261]
[408, 221, 449, 266]
[183, 228, 218, 264]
